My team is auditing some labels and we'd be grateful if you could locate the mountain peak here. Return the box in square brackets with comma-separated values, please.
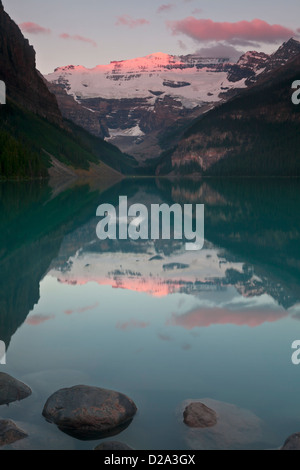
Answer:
[272, 37, 300, 56]
[237, 50, 269, 66]
[282, 37, 300, 47]
[264, 37, 300, 72]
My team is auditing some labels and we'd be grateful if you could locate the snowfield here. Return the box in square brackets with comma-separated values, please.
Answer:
[45, 52, 247, 108]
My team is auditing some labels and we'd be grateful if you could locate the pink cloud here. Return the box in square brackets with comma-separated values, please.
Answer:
[64, 302, 99, 315]
[116, 319, 150, 331]
[167, 17, 296, 45]
[115, 15, 150, 28]
[157, 4, 175, 14]
[60, 33, 97, 47]
[19, 22, 51, 35]
[26, 314, 55, 326]
[168, 307, 287, 329]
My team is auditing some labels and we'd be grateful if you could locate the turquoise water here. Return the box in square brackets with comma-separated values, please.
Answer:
[1, 178, 300, 450]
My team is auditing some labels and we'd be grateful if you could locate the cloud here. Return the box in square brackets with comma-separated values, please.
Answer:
[167, 17, 296, 46]
[64, 302, 99, 315]
[115, 15, 150, 28]
[195, 43, 245, 62]
[116, 319, 150, 331]
[168, 307, 287, 329]
[59, 33, 97, 47]
[157, 4, 175, 14]
[19, 22, 51, 35]
[26, 314, 55, 326]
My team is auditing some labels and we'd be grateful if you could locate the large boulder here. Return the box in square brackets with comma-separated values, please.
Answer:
[183, 402, 217, 428]
[94, 441, 133, 450]
[0, 420, 27, 447]
[281, 433, 300, 450]
[42, 385, 137, 440]
[0, 373, 32, 406]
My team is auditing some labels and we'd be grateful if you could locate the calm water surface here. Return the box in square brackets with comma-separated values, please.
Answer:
[0, 178, 300, 450]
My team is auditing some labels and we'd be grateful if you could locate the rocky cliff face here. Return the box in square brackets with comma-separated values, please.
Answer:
[77, 94, 204, 160]
[46, 80, 107, 138]
[227, 51, 269, 83]
[0, 0, 62, 125]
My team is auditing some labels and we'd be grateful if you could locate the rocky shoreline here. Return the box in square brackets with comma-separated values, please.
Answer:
[0, 372, 298, 450]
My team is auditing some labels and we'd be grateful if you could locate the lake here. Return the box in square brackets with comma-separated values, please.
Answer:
[0, 177, 300, 450]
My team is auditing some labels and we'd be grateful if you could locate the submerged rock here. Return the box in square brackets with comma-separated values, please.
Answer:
[179, 398, 264, 450]
[281, 433, 300, 450]
[94, 441, 133, 450]
[183, 402, 217, 428]
[0, 420, 28, 447]
[0, 422, 76, 450]
[0, 373, 32, 406]
[42, 385, 137, 440]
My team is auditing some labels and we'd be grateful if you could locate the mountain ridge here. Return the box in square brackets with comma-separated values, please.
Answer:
[45, 39, 300, 161]
[156, 49, 300, 176]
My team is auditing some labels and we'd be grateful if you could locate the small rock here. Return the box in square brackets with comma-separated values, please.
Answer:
[94, 441, 133, 450]
[42, 385, 137, 440]
[179, 398, 264, 450]
[0, 420, 28, 447]
[183, 402, 217, 428]
[281, 433, 300, 450]
[0, 373, 32, 406]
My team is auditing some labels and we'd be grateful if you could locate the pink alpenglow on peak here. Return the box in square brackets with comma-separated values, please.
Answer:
[46, 51, 240, 106]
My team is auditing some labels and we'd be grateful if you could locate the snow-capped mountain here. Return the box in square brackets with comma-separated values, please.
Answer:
[45, 39, 300, 160]
[45, 52, 240, 158]
[228, 38, 300, 83]
[47, 52, 236, 105]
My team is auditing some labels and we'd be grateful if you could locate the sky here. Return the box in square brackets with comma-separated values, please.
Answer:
[3, 0, 300, 74]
